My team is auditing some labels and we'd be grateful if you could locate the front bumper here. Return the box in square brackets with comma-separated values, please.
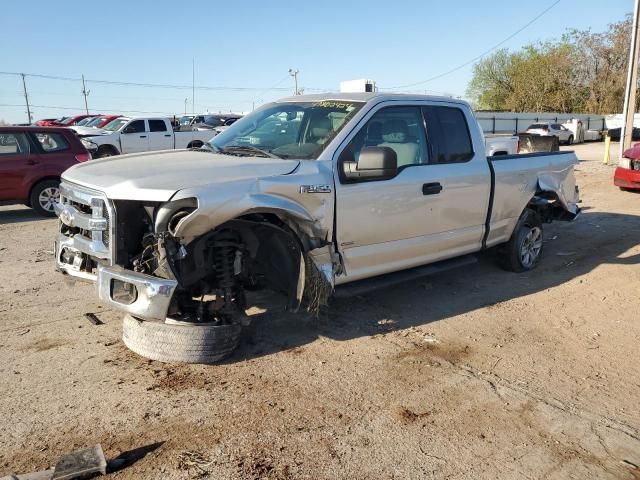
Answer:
[96, 265, 178, 321]
[614, 166, 640, 190]
[55, 236, 178, 320]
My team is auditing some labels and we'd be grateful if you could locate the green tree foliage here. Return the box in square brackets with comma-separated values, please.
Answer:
[467, 15, 633, 114]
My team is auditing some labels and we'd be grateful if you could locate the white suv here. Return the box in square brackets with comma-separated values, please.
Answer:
[525, 122, 574, 145]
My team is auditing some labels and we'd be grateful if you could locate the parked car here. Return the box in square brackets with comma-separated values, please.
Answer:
[35, 118, 59, 127]
[79, 116, 215, 158]
[57, 114, 99, 127]
[54, 92, 580, 363]
[614, 143, 640, 190]
[192, 114, 242, 131]
[0, 127, 90, 216]
[85, 115, 121, 129]
[525, 122, 574, 145]
[74, 116, 98, 126]
[69, 115, 123, 137]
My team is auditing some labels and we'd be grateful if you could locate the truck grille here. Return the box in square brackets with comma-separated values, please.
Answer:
[57, 182, 115, 264]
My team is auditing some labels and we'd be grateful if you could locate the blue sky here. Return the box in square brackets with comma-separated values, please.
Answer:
[0, 0, 632, 123]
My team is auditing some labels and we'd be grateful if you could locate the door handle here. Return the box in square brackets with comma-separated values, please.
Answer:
[139, 135, 147, 138]
[164, 134, 171, 137]
[26, 159, 38, 166]
[422, 182, 443, 195]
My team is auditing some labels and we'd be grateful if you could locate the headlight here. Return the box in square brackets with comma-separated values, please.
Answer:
[81, 138, 98, 152]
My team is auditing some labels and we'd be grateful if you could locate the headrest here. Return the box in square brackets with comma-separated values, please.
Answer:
[381, 119, 409, 143]
[312, 117, 332, 138]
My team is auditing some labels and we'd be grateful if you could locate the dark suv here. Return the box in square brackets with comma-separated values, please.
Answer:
[0, 127, 90, 216]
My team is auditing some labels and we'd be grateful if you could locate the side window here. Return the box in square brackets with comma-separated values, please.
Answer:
[124, 120, 146, 133]
[423, 106, 474, 164]
[0, 132, 30, 155]
[34, 133, 69, 152]
[347, 106, 429, 168]
[149, 120, 167, 132]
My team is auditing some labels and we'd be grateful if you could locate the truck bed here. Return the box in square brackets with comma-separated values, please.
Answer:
[485, 151, 579, 248]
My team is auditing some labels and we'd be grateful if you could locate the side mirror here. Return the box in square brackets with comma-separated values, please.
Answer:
[341, 146, 398, 182]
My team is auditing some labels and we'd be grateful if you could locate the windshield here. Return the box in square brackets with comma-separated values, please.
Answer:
[209, 100, 364, 159]
[76, 117, 94, 126]
[102, 118, 129, 132]
[85, 116, 107, 127]
[179, 115, 194, 126]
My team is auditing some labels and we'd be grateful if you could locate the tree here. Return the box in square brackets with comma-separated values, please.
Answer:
[466, 15, 634, 114]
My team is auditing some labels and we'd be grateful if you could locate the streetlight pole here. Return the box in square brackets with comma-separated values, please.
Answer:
[288, 68, 299, 95]
[620, 0, 640, 161]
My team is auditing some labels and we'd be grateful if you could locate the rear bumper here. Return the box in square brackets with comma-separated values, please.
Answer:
[614, 167, 640, 189]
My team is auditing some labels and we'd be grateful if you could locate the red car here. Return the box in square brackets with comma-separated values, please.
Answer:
[614, 144, 640, 190]
[83, 114, 121, 128]
[0, 127, 90, 216]
[57, 114, 99, 127]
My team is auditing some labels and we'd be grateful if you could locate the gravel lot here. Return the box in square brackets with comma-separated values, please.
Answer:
[1, 142, 639, 479]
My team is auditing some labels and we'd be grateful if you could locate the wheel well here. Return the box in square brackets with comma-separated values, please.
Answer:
[187, 140, 204, 149]
[26, 176, 60, 207]
[97, 144, 119, 155]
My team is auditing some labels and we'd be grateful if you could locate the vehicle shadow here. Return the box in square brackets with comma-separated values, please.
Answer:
[0, 206, 52, 224]
[225, 211, 640, 363]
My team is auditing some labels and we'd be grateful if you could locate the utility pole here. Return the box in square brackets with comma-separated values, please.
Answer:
[184, 98, 188, 114]
[81, 74, 90, 115]
[20, 73, 32, 124]
[288, 68, 299, 95]
[620, 0, 640, 160]
[192, 58, 195, 114]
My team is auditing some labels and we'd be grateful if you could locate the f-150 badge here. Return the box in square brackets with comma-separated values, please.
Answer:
[300, 185, 332, 193]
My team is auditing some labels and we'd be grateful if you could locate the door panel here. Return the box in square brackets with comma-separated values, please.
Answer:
[0, 132, 36, 200]
[147, 119, 173, 150]
[334, 102, 491, 284]
[120, 120, 149, 153]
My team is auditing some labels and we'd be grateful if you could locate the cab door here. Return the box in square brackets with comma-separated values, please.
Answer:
[333, 102, 490, 284]
[119, 119, 149, 153]
[147, 119, 174, 150]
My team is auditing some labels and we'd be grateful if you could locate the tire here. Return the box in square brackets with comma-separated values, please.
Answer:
[187, 141, 203, 149]
[95, 145, 117, 158]
[29, 179, 60, 217]
[567, 135, 574, 145]
[500, 209, 544, 273]
[122, 314, 242, 364]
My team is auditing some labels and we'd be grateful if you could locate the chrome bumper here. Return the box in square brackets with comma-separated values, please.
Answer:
[97, 265, 178, 321]
[55, 237, 177, 320]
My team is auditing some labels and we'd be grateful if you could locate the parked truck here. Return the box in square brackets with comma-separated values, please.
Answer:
[54, 93, 580, 363]
[78, 116, 215, 158]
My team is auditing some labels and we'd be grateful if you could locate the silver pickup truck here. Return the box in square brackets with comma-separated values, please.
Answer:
[54, 93, 580, 363]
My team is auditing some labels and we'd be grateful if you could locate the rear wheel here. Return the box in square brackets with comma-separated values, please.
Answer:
[500, 209, 544, 272]
[122, 314, 243, 364]
[29, 179, 60, 217]
[567, 135, 574, 145]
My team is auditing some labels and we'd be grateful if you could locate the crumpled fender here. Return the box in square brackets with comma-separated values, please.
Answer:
[536, 171, 580, 215]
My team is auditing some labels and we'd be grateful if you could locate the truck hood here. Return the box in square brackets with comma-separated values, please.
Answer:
[61, 150, 300, 201]
[69, 126, 110, 137]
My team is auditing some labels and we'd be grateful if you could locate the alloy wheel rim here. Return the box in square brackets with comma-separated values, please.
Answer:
[38, 187, 60, 212]
[520, 227, 543, 267]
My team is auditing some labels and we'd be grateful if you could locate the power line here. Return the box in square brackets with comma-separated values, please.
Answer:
[0, 103, 173, 115]
[384, 0, 562, 90]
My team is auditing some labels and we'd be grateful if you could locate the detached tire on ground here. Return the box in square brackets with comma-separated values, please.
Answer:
[122, 314, 242, 364]
[500, 208, 544, 273]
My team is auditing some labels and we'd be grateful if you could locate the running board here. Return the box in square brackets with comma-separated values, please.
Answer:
[333, 255, 478, 298]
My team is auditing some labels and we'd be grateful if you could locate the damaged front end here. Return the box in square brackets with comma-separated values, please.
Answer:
[55, 182, 337, 324]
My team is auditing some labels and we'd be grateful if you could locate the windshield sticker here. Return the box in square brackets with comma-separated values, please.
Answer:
[312, 101, 355, 110]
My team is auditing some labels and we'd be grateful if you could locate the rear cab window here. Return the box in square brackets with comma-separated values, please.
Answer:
[149, 120, 168, 132]
[423, 106, 474, 164]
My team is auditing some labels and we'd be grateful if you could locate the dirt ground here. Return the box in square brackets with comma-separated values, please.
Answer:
[1, 142, 639, 479]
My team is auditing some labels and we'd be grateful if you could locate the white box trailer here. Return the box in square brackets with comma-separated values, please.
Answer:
[340, 79, 376, 93]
